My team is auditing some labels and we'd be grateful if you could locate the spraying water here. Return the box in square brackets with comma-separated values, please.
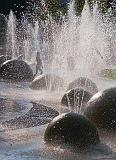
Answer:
[0, 1, 116, 160]
[6, 10, 18, 58]
[5, 1, 116, 111]
[6, 1, 115, 78]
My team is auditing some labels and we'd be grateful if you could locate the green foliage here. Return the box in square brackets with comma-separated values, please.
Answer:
[47, 0, 60, 14]
[75, 0, 85, 16]
[34, 0, 114, 23]
[93, 0, 109, 13]
[45, 0, 68, 20]
[75, 0, 110, 16]
[100, 69, 116, 80]
[43, 0, 111, 20]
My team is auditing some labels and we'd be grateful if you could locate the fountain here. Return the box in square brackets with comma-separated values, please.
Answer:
[6, 10, 18, 58]
[0, 0, 116, 159]
[5, 1, 115, 79]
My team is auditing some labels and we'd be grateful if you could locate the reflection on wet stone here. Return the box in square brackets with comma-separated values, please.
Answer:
[2, 102, 59, 129]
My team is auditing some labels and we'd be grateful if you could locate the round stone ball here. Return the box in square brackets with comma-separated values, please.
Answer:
[84, 87, 116, 131]
[44, 112, 100, 150]
[0, 59, 33, 81]
[30, 74, 64, 91]
[61, 88, 93, 112]
[67, 77, 98, 95]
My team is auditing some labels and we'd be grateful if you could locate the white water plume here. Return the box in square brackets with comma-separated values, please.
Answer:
[51, 1, 115, 80]
[6, 10, 18, 58]
[23, 21, 40, 63]
[1, 2, 116, 159]
[6, 1, 116, 81]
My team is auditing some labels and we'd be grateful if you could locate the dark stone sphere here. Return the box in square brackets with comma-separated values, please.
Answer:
[44, 113, 100, 150]
[30, 74, 64, 91]
[67, 77, 98, 95]
[0, 59, 33, 81]
[61, 88, 92, 112]
[84, 87, 116, 131]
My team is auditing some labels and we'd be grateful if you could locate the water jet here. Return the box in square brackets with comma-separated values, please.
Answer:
[0, 0, 115, 159]
[61, 88, 92, 112]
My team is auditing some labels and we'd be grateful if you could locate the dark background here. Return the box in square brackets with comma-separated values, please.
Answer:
[0, 0, 115, 19]
[0, 0, 29, 18]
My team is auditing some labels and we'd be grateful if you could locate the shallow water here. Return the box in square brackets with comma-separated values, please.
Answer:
[0, 77, 116, 160]
[0, 0, 115, 158]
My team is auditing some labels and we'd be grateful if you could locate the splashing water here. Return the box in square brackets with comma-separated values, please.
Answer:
[6, 10, 18, 58]
[0, 1, 116, 160]
[6, 2, 115, 77]
[5, 1, 116, 112]
[45, 1, 115, 79]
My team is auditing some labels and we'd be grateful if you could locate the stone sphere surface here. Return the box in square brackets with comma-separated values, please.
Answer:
[30, 74, 64, 91]
[61, 88, 92, 112]
[0, 59, 33, 81]
[84, 87, 116, 131]
[44, 112, 100, 150]
[67, 77, 98, 95]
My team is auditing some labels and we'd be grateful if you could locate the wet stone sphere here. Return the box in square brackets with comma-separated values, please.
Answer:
[67, 77, 98, 95]
[44, 113, 100, 151]
[30, 74, 64, 91]
[0, 59, 33, 81]
[61, 88, 92, 112]
[84, 87, 116, 131]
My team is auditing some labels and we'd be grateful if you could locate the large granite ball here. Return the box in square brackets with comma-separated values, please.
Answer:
[84, 87, 116, 131]
[30, 74, 64, 91]
[44, 113, 100, 150]
[67, 77, 98, 95]
[61, 88, 92, 112]
[0, 59, 33, 81]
